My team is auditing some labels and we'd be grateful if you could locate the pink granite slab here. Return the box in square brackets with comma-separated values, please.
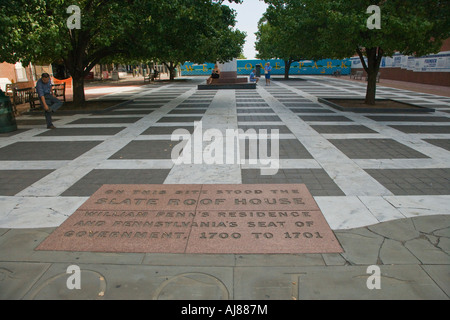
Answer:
[196, 184, 320, 211]
[36, 210, 194, 253]
[78, 184, 205, 211]
[36, 184, 342, 254]
[185, 210, 342, 254]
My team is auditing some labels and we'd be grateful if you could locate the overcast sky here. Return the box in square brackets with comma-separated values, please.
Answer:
[226, 0, 269, 59]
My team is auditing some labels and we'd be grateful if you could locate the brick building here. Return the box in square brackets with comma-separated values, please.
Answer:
[0, 62, 55, 92]
[351, 38, 450, 87]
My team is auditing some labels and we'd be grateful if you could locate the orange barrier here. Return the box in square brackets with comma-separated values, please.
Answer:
[53, 77, 72, 88]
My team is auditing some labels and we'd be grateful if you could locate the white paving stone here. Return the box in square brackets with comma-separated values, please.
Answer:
[0, 196, 87, 228]
[1, 78, 449, 230]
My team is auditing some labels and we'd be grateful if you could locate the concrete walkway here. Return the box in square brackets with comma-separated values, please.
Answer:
[0, 76, 448, 300]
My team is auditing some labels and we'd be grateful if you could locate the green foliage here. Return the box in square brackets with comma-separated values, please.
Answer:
[1, 0, 245, 102]
[262, 0, 450, 103]
[132, 0, 245, 70]
[263, 0, 450, 60]
[256, 0, 322, 62]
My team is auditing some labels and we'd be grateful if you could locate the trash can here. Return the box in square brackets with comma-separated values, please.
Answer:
[256, 65, 261, 77]
[0, 90, 17, 133]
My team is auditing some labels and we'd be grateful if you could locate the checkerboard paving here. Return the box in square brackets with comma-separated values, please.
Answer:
[0, 76, 449, 231]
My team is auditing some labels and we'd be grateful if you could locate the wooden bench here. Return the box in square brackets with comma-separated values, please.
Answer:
[350, 71, 364, 80]
[144, 71, 160, 83]
[52, 83, 66, 102]
[9, 87, 33, 115]
[29, 83, 66, 111]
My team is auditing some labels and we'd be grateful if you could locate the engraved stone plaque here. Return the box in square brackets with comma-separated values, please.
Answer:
[36, 184, 343, 254]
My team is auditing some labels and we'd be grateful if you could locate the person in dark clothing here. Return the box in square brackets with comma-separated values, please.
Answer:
[36, 73, 63, 129]
[207, 64, 221, 84]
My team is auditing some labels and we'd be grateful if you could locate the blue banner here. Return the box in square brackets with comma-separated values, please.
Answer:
[181, 59, 351, 76]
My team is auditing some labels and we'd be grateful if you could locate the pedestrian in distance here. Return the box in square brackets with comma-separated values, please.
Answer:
[249, 69, 259, 83]
[264, 62, 272, 85]
[207, 64, 221, 85]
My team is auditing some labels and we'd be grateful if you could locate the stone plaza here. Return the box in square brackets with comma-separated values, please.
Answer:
[0, 76, 449, 300]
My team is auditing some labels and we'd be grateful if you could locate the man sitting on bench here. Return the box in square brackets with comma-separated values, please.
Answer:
[36, 73, 63, 129]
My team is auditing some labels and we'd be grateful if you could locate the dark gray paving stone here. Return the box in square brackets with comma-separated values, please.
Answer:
[141, 126, 195, 135]
[423, 139, 450, 151]
[61, 169, 171, 196]
[419, 104, 450, 109]
[182, 100, 213, 104]
[365, 168, 450, 195]
[168, 109, 207, 114]
[103, 110, 155, 115]
[289, 108, 336, 114]
[242, 169, 345, 196]
[176, 103, 210, 108]
[36, 127, 126, 137]
[133, 100, 172, 104]
[368, 115, 450, 122]
[235, 94, 261, 97]
[283, 103, 323, 108]
[0, 170, 54, 196]
[16, 119, 61, 126]
[126, 104, 163, 109]
[236, 103, 270, 108]
[299, 115, 353, 122]
[0, 141, 103, 160]
[311, 125, 378, 134]
[238, 125, 293, 134]
[109, 140, 186, 159]
[0, 129, 31, 137]
[389, 125, 450, 134]
[236, 99, 265, 103]
[157, 116, 203, 123]
[237, 108, 275, 114]
[240, 138, 313, 159]
[68, 117, 142, 124]
[237, 115, 282, 122]
[328, 139, 429, 159]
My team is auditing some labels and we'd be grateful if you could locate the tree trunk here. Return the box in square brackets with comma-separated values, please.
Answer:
[284, 60, 291, 79]
[365, 68, 378, 105]
[164, 62, 177, 81]
[356, 47, 383, 105]
[72, 74, 86, 107]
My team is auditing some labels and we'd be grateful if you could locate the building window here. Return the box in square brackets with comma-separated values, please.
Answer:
[15, 62, 28, 82]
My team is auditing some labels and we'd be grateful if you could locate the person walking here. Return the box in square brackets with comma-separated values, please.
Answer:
[264, 62, 272, 86]
[36, 73, 63, 129]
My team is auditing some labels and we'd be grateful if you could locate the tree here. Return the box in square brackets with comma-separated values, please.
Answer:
[2, 0, 147, 105]
[255, 16, 302, 79]
[136, 0, 245, 80]
[256, 1, 329, 79]
[264, 0, 450, 105]
[1, 0, 245, 105]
